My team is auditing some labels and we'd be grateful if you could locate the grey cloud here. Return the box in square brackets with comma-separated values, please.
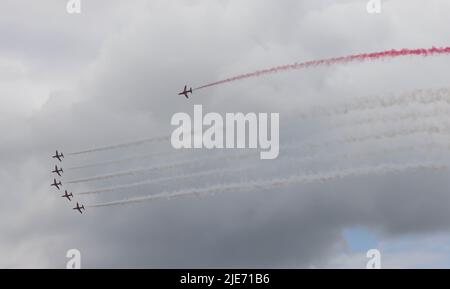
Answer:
[1, 0, 450, 268]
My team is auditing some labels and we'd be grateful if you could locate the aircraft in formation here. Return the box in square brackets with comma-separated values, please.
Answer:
[52, 150, 64, 162]
[50, 150, 85, 214]
[73, 202, 85, 214]
[52, 165, 63, 176]
[51, 178, 62, 190]
[61, 190, 73, 201]
[178, 85, 193, 99]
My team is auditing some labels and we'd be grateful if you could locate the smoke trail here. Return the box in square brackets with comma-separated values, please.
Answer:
[68, 127, 223, 167]
[68, 149, 177, 170]
[87, 162, 447, 208]
[282, 120, 450, 155]
[76, 166, 248, 195]
[335, 122, 450, 146]
[71, 88, 444, 166]
[66, 151, 254, 184]
[66, 161, 189, 184]
[67, 106, 450, 185]
[195, 47, 450, 90]
[69, 119, 450, 184]
[73, 101, 450, 172]
[331, 101, 450, 129]
[79, 139, 450, 197]
[296, 88, 450, 120]
[287, 141, 450, 166]
[68, 88, 450, 169]
[68, 136, 169, 156]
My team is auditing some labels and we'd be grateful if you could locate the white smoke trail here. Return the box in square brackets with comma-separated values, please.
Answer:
[69, 120, 450, 184]
[68, 89, 450, 171]
[66, 150, 254, 184]
[336, 122, 450, 145]
[87, 162, 447, 208]
[68, 149, 178, 170]
[78, 139, 450, 197]
[76, 166, 249, 195]
[72, 105, 449, 171]
[289, 141, 450, 167]
[68, 125, 215, 157]
[66, 161, 192, 184]
[286, 119, 450, 153]
[331, 101, 450, 130]
[284, 99, 450, 154]
[68, 136, 170, 156]
[67, 88, 449, 158]
[296, 88, 450, 120]
[68, 91, 450, 184]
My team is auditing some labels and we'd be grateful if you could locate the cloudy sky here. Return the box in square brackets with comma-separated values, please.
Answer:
[2, 0, 450, 268]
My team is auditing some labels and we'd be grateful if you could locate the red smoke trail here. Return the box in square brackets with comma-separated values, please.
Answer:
[194, 47, 450, 90]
